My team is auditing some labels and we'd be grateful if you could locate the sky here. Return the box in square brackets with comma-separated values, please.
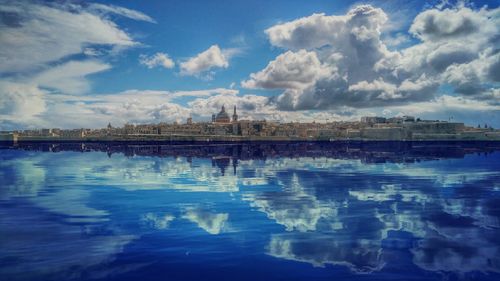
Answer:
[0, 0, 498, 130]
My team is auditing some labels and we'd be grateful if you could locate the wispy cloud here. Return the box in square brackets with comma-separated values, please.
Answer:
[139, 53, 175, 69]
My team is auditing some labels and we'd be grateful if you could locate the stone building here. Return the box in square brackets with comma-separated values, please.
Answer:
[211, 105, 239, 124]
[361, 116, 386, 124]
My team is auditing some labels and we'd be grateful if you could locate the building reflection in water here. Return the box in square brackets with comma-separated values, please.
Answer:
[5, 141, 500, 170]
[0, 141, 499, 280]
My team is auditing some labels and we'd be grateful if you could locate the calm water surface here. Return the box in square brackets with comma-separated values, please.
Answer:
[1, 142, 500, 281]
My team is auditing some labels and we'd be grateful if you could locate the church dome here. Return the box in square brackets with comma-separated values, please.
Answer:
[214, 105, 231, 123]
[216, 110, 229, 120]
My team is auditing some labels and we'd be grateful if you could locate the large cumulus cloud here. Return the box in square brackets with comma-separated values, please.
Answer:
[265, 5, 388, 51]
[245, 4, 499, 111]
[242, 50, 333, 90]
[409, 6, 494, 42]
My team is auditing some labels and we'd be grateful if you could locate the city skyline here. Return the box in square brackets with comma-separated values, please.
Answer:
[0, 0, 499, 130]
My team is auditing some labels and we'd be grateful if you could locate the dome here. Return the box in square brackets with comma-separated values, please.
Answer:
[214, 105, 231, 123]
[216, 111, 230, 120]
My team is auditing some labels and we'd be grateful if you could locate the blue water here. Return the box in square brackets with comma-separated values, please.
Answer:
[1, 142, 500, 281]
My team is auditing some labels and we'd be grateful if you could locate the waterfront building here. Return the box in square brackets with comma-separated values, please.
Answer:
[361, 116, 386, 124]
[402, 116, 416, 123]
[60, 129, 86, 138]
[8, 109, 499, 141]
[387, 117, 404, 124]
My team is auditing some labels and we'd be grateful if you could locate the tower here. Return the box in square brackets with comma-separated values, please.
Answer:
[107, 122, 112, 135]
[232, 105, 238, 122]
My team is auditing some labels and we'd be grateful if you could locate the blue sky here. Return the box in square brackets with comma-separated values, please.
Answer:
[0, 0, 498, 129]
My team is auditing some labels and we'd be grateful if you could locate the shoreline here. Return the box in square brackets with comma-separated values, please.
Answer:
[2, 132, 500, 144]
[1, 138, 500, 145]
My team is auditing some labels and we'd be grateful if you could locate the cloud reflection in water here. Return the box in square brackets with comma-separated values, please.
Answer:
[0, 142, 499, 280]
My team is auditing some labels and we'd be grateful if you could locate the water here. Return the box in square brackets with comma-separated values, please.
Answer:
[1, 142, 499, 281]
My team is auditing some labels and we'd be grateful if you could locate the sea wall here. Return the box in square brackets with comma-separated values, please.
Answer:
[404, 122, 465, 134]
[7, 130, 500, 142]
[0, 133, 18, 142]
[360, 127, 410, 140]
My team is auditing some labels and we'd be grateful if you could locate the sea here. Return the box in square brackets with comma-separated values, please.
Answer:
[1, 142, 499, 281]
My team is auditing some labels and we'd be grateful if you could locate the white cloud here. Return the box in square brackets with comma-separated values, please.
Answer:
[349, 79, 398, 99]
[0, 2, 139, 74]
[245, 3, 499, 112]
[186, 93, 355, 123]
[389, 95, 500, 114]
[139, 53, 175, 69]
[183, 208, 228, 235]
[88, 3, 156, 23]
[33, 60, 111, 95]
[180, 45, 229, 77]
[268, 234, 384, 272]
[19, 87, 360, 129]
[255, 5, 404, 110]
[24, 88, 237, 129]
[443, 50, 500, 96]
[244, 174, 333, 232]
[0, 81, 46, 127]
[187, 94, 272, 120]
[378, 94, 500, 127]
[383, 32, 410, 48]
[141, 213, 175, 229]
[265, 5, 388, 50]
[0, 1, 157, 129]
[0, 154, 46, 199]
[347, 75, 437, 102]
[409, 6, 494, 42]
[393, 5, 500, 91]
[242, 50, 333, 90]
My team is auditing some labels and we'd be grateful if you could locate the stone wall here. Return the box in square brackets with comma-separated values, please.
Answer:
[404, 122, 465, 134]
[361, 127, 408, 140]
[0, 133, 17, 142]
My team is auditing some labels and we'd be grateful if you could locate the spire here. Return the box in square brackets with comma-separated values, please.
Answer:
[232, 105, 238, 122]
[221, 105, 225, 112]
